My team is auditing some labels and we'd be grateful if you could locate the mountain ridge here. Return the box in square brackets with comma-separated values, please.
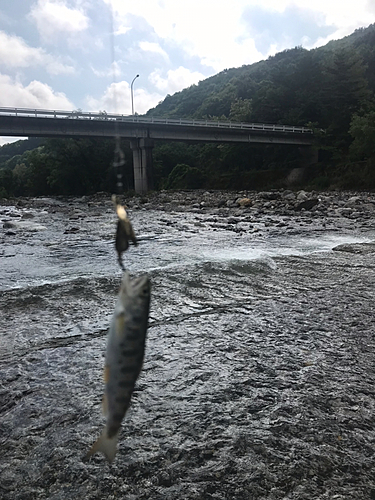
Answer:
[146, 23, 375, 125]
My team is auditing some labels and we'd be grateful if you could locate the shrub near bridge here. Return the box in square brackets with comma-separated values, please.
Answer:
[165, 163, 206, 189]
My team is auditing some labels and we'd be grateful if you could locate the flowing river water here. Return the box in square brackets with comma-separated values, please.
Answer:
[1, 192, 375, 499]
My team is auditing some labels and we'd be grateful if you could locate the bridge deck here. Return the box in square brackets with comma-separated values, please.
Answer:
[0, 107, 314, 145]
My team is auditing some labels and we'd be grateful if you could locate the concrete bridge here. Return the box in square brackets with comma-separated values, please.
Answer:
[0, 107, 314, 193]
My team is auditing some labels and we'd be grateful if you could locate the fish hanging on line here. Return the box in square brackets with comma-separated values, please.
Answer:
[86, 271, 151, 462]
[112, 195, 138, 271]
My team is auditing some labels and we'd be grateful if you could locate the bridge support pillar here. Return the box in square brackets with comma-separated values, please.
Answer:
[130, 138, 154, 193]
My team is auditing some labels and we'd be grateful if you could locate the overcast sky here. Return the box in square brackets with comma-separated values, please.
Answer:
[0, 0, 375, 145]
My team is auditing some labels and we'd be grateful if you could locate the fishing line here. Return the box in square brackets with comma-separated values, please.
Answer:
[109, 6, 125, 195]
[109, 5, 138, 271]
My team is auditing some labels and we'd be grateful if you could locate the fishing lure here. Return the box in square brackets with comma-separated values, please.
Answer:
[112, 195, 138, 270]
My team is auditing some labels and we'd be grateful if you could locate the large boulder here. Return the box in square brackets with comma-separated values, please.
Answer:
[236, 197, 252, 208]
[294, 198, 319, 211]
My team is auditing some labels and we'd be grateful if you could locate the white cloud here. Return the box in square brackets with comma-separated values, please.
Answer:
[138, 41, 170, 61]
[90, 61, 121, 78]
[133, 87, 166, 114]
[46, 59, 75, 75]
[115, 24, 131, 36]
[367, 0, 375, 15]
[123, 42, 170, 65]
[150, 66, 205, 94]
[0, 31, 45, 67]
[106, 0, 265, 70]
[0, 137, 26, 147]
[0, 31, 74, 75]
[297, 0, 374, 48]
[105, 0, 375, 71]
[85, 80, 163, 115]
[301, 0, 371, 27]
[30, 0, 89, 42]
[0, 74, 75, 109]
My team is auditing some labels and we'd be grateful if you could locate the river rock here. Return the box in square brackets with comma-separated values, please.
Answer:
[361, 203, 375, 212]
[236, 197, 252, 208]
[294, 198, 319, 211]
[21, 212, 34, 219]
[258, 191, 281, 200]
[345, 196, 361, 207]
[31, 197, 62, 207]
[332, 242, 375, 254]
[282, 191, 296, 202]
[2, 220, 47, 231]
[296, 190, 308, 202]
[335, 207, 354, 216]
[226, 200, 237, 208]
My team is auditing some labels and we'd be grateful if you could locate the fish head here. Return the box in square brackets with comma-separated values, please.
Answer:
[120, 272, 151, 303]
[131, 274, 151, 302]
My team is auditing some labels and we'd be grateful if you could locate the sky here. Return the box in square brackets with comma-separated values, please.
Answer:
[0, 0, 375, 145]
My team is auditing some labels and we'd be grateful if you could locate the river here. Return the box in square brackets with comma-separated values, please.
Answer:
[1, 192, 375, 499]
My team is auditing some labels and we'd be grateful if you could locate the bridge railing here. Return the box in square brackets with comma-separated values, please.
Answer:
[0, 107, 313, 134]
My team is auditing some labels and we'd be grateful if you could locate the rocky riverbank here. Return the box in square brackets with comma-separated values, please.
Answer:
[123, 189, 375, 219]
[2, 189, 375, 240]
[3, 188, 375, 218]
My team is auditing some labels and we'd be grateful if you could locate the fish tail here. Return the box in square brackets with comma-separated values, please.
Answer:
[86, 430, 119, 463]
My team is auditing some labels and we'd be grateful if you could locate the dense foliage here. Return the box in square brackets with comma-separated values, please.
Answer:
[1, 24, 375, 196]
[0, 138, 133, 198]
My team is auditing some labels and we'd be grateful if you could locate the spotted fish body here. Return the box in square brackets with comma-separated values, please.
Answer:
[87, 272, 151, 462]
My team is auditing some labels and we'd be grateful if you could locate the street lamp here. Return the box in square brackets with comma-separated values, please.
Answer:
[131, 74, 139, 115]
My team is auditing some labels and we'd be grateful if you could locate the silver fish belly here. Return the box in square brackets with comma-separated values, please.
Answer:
[87, 271, 151, 462]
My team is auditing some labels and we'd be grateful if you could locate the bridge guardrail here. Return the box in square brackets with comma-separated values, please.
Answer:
[0, 107, 313, 134]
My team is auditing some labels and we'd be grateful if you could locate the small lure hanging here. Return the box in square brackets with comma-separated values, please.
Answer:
[112, 194, 138, 271]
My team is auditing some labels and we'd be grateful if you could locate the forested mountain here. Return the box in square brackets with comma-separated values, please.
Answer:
[1, 24, 375, 197]
[147, 24, 375, 127]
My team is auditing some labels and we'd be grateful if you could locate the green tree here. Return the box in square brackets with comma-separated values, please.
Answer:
[0, 168, 14, 197]
[43, 138, 118, 195]
[349, 109, 375, 160]
[229, 98, 252, 122]
[26, 147, 54, 195]
[323, 49, 372, 149]
[153, 142, 199, 188]
[165, 163, 206, 189]
[251, 81, 289, 123]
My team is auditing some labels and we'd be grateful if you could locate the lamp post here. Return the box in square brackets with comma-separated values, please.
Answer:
[131, 74, 139, 115]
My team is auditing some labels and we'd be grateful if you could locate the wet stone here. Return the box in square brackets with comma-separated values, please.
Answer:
[294, 198, 319, 211]
[333, 241, 375, 254]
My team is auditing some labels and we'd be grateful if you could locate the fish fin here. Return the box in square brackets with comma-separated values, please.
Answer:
[103, 365, 110, 384]
[86, 431, 119, 463]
